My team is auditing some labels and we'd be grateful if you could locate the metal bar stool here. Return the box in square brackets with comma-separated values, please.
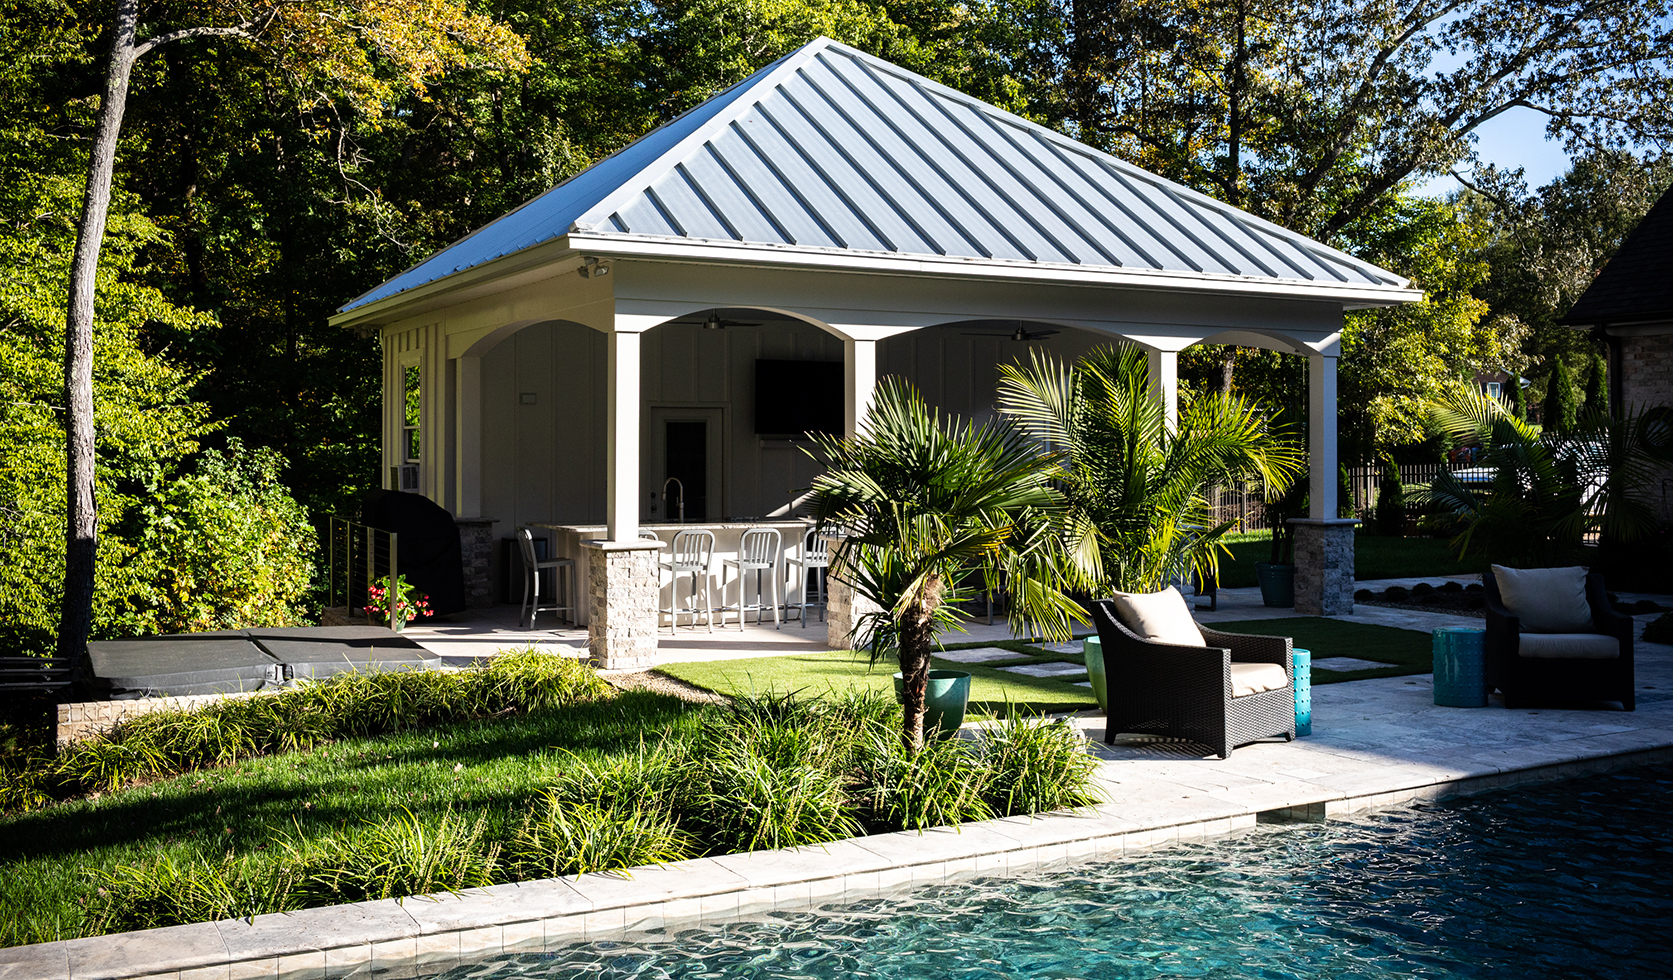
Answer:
[517, 527, 574, 629]
[723, 527, 783, 629]
[785, 529, 829, 627]
[658, 529, 715, 633]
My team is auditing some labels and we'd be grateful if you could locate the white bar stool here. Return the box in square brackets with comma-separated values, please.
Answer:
[516, 527, 574, 629]
[723, 527, 783, 629]
[785, 529, 829, 626]
[658, 529, 715, 632]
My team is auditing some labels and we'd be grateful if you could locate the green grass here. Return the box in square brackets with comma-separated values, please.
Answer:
[0, 683, 1100, 947]
[657, 648, 1099, 716]
[1214, 531, 1487, 588]
[1209, 617, 1432, 681]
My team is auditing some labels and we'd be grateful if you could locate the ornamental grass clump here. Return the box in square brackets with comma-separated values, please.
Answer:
[980, 714, 1102, 815]
[0, 650, 611, 813]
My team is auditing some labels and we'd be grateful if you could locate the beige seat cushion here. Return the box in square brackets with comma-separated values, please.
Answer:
[1109, 587, 1204, 647]
[1518, 632, 1620, 660]
[1230, 662, 1288, 697]
[1491, 565, 1593, 633]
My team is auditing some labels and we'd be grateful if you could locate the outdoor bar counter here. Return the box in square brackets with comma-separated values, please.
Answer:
[536, 520, 813, 628]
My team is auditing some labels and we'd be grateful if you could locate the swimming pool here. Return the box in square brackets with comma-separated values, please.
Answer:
[423, 764, 1673, 979]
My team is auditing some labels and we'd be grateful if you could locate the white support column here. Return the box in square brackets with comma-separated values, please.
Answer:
[1147, 348, 1179, 431]
[606, 329, 641, 542]
[1307, 353, 1337, 520]
[455, 354, 482, 517]
[844, 337, 877, 438]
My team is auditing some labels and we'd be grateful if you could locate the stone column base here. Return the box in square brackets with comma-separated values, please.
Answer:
[824, 537, 882, 652]
[455, 517, 499, 609]
[582, 538, 666, 670]
[1288, 518, 1358, 616]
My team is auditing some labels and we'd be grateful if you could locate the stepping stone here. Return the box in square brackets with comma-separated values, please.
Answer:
[1312, 657, 1397, 672]
[937, 646, 1027, 663]
[998, 662, 1088, 678]
[1028, 640, 1084, 655]
[1072, 681, 1093, 688]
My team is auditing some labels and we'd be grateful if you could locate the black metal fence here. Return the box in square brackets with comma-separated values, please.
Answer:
[326, 517, 401, 630]
[1206, 463, 1474, 533]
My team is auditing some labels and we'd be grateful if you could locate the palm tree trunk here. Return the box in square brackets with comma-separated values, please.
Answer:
[898, 604, 936, 751]
[60, 0, 140, 682]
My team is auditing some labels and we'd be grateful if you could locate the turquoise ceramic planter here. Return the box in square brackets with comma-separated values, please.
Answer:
[1432, 628, 1488, 707]
[894, 669, 972, 737]
[1084, 635, 1108, 713]
[1292, 648, 1312, 736]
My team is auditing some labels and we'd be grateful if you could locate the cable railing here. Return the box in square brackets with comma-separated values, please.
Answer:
[326, 516, 401, 631]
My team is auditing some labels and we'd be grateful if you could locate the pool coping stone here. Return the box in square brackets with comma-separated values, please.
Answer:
[7, 731, 1672, 980]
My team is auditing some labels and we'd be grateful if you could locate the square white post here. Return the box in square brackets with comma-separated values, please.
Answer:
[1307, 353, 1337, 520]
[1291, 351, 1355, 616]
[1147, 348, 1178, 431]
[606, 329, 641, 542]
[455, 354, 482, 517]
[844, 337, 877, 438]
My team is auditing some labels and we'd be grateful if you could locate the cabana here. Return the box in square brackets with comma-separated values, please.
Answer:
[331, 38, 1421, 667]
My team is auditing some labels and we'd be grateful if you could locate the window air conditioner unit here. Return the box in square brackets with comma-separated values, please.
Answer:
[399, 463, 420, 491]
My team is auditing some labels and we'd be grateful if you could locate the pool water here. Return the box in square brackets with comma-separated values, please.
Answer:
[427, 765, 1673, 980]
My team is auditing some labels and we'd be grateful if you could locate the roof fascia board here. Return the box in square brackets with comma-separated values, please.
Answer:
[569, 233, 1423, 308]
[329, 240, 581, 330]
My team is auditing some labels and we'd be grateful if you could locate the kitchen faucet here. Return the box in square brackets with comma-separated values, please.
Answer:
[663, 477, 685, 523]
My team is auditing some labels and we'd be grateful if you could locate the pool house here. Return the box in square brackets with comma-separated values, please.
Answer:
[330, 37, 1421, 667]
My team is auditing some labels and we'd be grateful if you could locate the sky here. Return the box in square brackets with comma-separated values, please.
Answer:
[1416, 105, 1573, 198]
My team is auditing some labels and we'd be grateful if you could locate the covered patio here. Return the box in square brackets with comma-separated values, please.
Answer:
[331, 37, 1420, 668]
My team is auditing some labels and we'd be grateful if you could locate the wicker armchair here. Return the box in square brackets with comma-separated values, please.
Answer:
[1091, 599, 1295, 759]
[1484, 570, 1634, 710]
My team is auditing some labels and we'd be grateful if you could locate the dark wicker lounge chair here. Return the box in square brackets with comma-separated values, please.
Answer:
[1484, 570, 1634, 710]
[1091, 599, 1295, 759]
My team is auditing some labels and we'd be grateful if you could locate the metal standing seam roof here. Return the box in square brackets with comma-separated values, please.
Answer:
[341, 38, 1409, 313]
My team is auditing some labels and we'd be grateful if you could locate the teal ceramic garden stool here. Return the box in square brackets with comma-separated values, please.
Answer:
[1432, 627, 1488, 707]
[1292, 648, 1312, 736]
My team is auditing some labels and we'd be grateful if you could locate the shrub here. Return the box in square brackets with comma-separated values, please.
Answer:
[85, 852, 302, 935]
[507, 797, 695, 878]
[1644, 612, 1673, 645]
[863, 734, 993, 831]
[1, 651, 612, 812]
[981, 714, 1102, 816]
[291, 808, 502, 904]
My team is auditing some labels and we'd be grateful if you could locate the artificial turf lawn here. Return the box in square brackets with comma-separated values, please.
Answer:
[1214, 532, 1487, 588]
[1207, 617, 1432, 681]
[0, 690, 703, 948]
[657, 648, 1099, 716]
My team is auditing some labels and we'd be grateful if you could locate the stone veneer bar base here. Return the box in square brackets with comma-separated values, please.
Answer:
[8, 740, 1669, 980]
[582, 538, 665, 670]
[1289, 518, 1358, 616]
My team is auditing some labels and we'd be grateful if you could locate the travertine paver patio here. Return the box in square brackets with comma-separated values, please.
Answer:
[9, 583, 1669, 980]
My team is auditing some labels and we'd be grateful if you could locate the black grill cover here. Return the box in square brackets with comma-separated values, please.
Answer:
[360, 489, 466, 617]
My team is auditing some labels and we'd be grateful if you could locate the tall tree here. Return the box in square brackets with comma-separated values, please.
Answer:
[1541, 356, 1580, 433]
[1038, 0, 1673, 243]
[57, 0, 528, 672]
[1585, 348, 1609, 417]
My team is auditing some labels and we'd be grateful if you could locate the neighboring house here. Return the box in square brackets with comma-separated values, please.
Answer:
[331, 38, 1421, 665]
[1559, 180, 1673, 521]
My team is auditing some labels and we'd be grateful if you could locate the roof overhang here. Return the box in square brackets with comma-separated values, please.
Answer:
[330, 232, 1424, 332]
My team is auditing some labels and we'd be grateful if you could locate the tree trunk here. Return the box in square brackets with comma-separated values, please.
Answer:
[897, 606, 934, 751]
[59, 0, 140, 680]
[1220, 350, 1235, 394]
[1224, 0, 1249, 207]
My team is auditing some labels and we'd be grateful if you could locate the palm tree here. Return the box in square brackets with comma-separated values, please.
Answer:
[1421, 388, 1672, 567]
[807, 378, 1098, 750]
[995, 345, 1304, 594]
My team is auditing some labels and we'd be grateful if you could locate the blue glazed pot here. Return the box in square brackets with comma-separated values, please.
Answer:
[1432, 628, 1488, 707]
[894, 669, 972, 738]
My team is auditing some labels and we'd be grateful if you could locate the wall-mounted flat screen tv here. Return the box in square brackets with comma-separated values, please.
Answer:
[755, 360, 843, 435]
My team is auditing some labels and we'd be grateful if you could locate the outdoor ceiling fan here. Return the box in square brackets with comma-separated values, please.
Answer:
[960, 322, 1060, 342]
[674, 311, 764, 330]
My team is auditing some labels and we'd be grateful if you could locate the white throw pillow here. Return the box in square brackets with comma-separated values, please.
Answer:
[1109, 587, 1205, 647]
[1491, 565, 1593, 633]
